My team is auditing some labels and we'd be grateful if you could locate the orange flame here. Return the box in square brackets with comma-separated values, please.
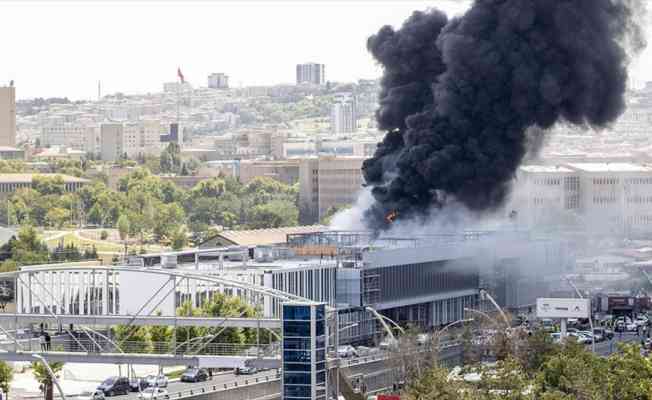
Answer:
[386, 210, 398, 223]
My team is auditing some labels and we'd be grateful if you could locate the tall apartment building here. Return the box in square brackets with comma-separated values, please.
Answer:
[0, 86, 16, 147]
[296, 63, 325, 85]
[100, 123, 124, 162]
[207, 73, 229, 89]
[299, 156, 365, 223]
[100, 121, 162, 161]
[331, 92, 357, 133]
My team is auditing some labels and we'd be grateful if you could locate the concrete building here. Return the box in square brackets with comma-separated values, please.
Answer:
[511, 162, 652, 237]
[0, 173, 88, 194]
[100, 123, 124, 162]
[331, 93, 357, 133]
[239, 159, 300, 185]
[208, 73, 229, 89]
[296, 63, 325, 85]
[299, 156, 365, 223]
[0, 147, 24, 160]
[100, 121, 161, 161]
[0, 86, 16, 147]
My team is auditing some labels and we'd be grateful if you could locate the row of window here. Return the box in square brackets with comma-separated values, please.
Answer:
[593, 196, 617, 204]
[593, 178, 619, 185]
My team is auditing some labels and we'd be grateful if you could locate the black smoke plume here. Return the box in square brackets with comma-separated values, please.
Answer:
[362, 0, 645, 230]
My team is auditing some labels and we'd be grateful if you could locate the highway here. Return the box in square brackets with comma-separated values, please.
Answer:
[119, 370, 280, 400]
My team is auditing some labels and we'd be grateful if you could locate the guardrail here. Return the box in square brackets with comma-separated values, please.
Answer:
[340, 339, 462, 368]
[166, 371, 281, 400]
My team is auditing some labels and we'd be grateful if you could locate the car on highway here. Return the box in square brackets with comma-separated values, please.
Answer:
[180, 367, 208, 383]
[144, 375, 168, 388]
[234, 366, 258, 375]
[129, 378, 148, 392]
[636, 315, 649, 327]
[137, 388, 168, 400]
[379, 338, 398, 351]
[337, 345, 357, 358]
[568, 332, 590, 344]
[550, 333, 561, 344]
[354, 346, 379, 357]
[97, 377, 130, 397]
[76, 390, 105, 400]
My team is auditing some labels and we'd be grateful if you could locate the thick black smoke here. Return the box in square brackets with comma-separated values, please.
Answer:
[362, 0, 645, 230]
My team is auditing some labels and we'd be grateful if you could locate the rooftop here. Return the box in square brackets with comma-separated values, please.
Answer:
[520, 165, 574, 173]
[0, 173, 89, 184]
[205, 225, 327, 247]
[566, 162, 652, 173]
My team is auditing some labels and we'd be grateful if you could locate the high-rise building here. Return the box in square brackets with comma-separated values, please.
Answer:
[299, 156, 365, 223]
[100, 123, 124, 162]
[296, 63, 325, 85]
[330, 92, 357, 133]
[0, 86, 16, 147]
[208, 73, 229, 89]
[100, 121, 162, 161]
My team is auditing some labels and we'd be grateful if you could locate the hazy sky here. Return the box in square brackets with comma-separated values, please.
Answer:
[2, 0, 651, 100]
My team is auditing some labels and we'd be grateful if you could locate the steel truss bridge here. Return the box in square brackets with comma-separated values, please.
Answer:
[0, 264, 307, 368]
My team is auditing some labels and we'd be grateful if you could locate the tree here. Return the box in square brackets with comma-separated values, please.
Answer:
[117, 215, 130, 242]
[112, 325, 151, 352]
[171, 227, 187, 250]
[32, 361, 64, 400]
[45, 207, 69, 229]
[247, 200, 298, 229]
[0, 361, 13, 395]
[32, 175, 65, 196]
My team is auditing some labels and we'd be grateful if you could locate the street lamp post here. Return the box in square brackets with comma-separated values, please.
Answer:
[464, 307, 501, 328]
[434, 318, 474, 349]
[564, 276, 596, 354]
[480, 289, 510, 326]
[31, 354, 66, 400]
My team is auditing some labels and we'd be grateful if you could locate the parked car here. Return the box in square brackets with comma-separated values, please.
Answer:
[97, 377, 130, 396]
[337, 345, 357, 358]
[594, 327, 614, 340]
[180, 367, 208, 383]
[550, 333, 561, 344]
[76, 390, 105, 400]
[144, 375, 168, 388]
[137, 388, 168, 400]
[636, 316, 649, 327]
[234, 366, 258, 375]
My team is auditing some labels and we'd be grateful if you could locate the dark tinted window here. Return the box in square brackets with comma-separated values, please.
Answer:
[283, 305, 311, 320]
[284, 385, 311, 398]
[284, 321, 311, 337]
[284, 337, 311, 351]
[283, 350, 311, 363]
[283, 363, 311, 372]
[283, 372, 311, 385]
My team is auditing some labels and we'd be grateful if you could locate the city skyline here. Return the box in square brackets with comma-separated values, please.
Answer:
[4, 0, 651, 100]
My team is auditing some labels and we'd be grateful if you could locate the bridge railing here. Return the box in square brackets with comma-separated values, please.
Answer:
[167, 371, 281, 400]
[2, 337, 280, 358]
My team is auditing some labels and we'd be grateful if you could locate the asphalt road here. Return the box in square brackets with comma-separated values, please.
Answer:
[593, 332, 642, 357]
[119, 370, 279, 400]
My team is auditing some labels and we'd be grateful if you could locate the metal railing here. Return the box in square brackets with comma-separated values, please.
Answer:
[0, 337, 280, 358]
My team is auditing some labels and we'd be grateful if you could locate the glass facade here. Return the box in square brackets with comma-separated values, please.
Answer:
[282, 303, 328, 400]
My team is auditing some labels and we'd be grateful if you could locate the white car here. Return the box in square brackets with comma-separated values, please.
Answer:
[379, 338, 398, 351]
[569, 332, 590, 344]
[144, 375, 168, 388]
[138, 388, 168, 400]
[337, 345, 357, 358]
[636, 316, 649, 327]
[76, 390, 105, 400]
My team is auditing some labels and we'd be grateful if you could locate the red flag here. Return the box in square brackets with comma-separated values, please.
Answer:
[177, 67, 185, 83]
